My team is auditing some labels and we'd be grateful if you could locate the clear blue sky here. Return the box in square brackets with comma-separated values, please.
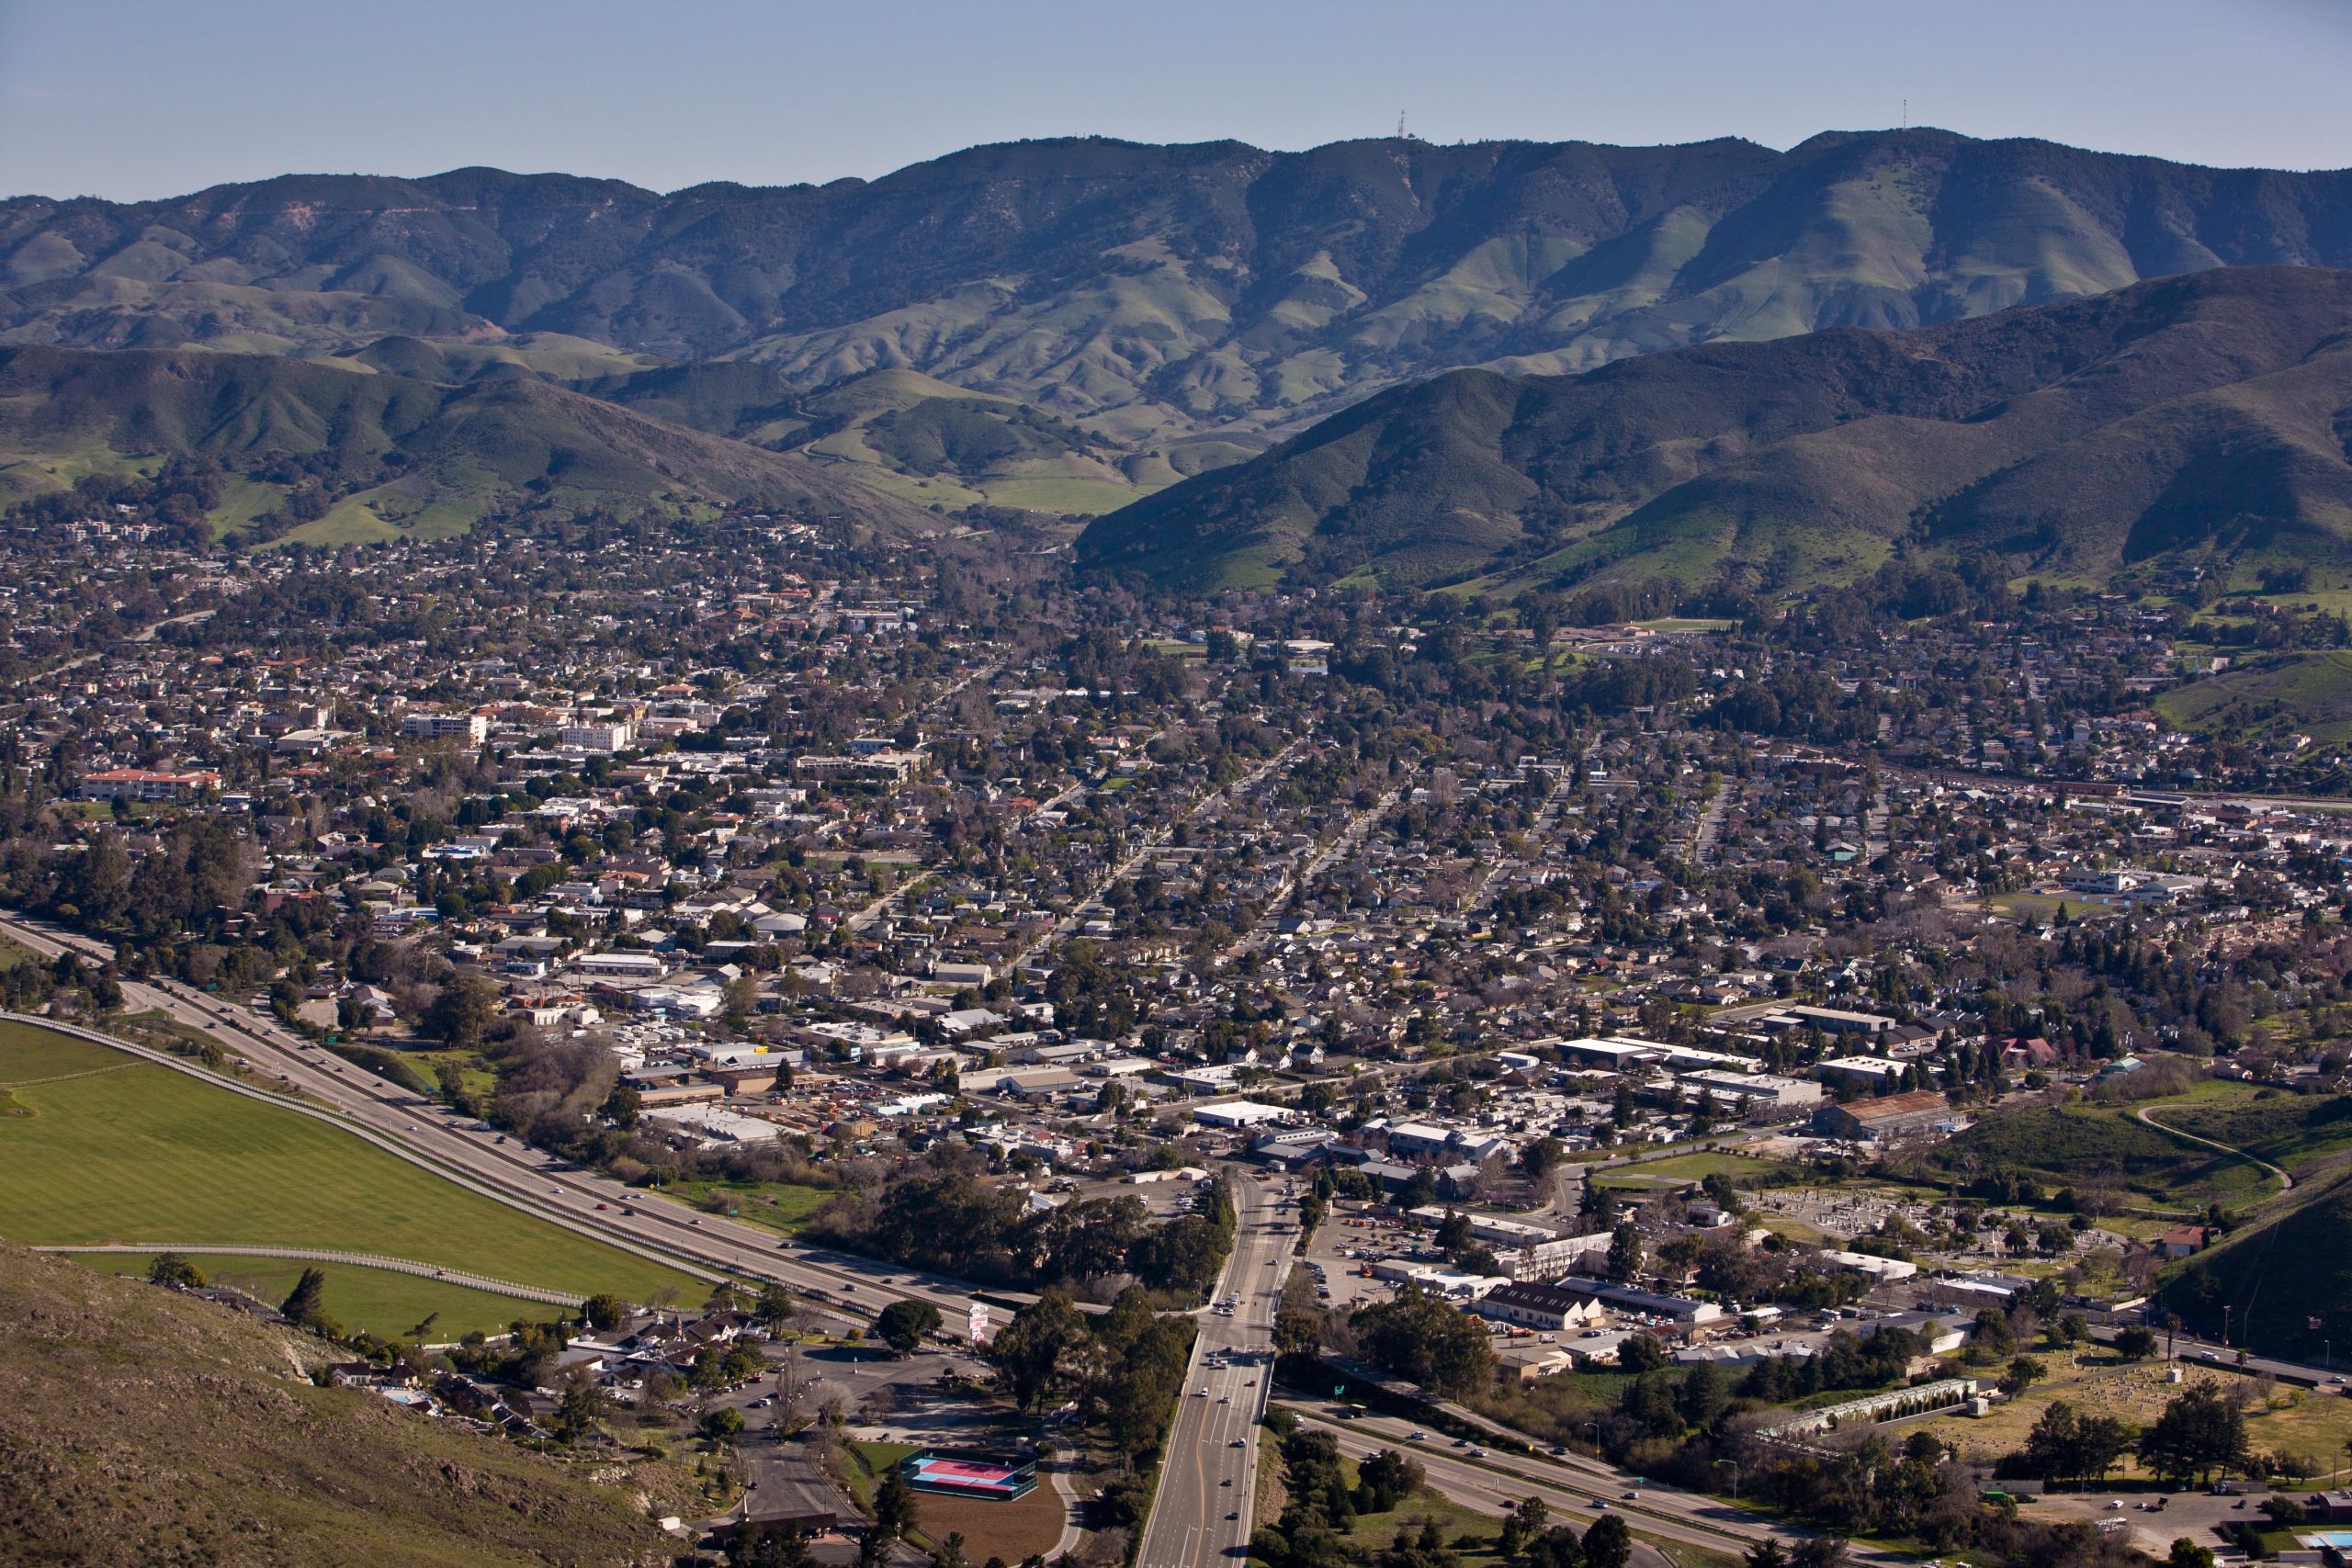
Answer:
[3, 0, 2347, 201]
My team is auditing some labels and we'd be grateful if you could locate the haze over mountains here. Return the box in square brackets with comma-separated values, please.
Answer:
[8, 129, 2352, 556]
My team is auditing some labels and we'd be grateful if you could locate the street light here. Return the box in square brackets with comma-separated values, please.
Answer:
[1715, 1459, 1741, 1502]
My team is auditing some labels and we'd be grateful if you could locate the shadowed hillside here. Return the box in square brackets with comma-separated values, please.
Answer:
[1078, 267, 2352, 592]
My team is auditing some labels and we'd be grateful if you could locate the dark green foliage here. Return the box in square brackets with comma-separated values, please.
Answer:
[1736, 1327, 1921, 1404]
[731, 1521, 818, 1568]
[1353, 1448, 1424, 1514]
[873, 1466, 917, 1542]
[1580, 1515, 1631, 1568]
[806, 1168, 1233, 1295]
[2135, 1384, 2249, 1483]
[875, 1299, 942, 1356]
[147, 1251, 205, 1288]
[2003, 1400, 2135, 1488]
[982, 1286, 1194, 1459]
[278, 1266, 328, 1330]
[1351, 1283, 1498, 1397]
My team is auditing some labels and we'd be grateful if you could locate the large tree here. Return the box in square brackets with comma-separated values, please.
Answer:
[986, 1292, 1087, 1411]
[1604, 1221, 1644, 1282]
[873, 1465, 918, 1543]
[1582, 1514, 1633, 1568]
[2017, 1400, 2133, 1489]
[278, 1266, 328, 1329]
[1351, 1284, 1495, 1397]
[876, 1299, 943, 1357]
[2137, 1385, 2247, 1484]
[421, 975, 500, 1049]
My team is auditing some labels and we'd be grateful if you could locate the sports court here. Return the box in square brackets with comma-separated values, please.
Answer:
[899, 1450, 1038, 1502]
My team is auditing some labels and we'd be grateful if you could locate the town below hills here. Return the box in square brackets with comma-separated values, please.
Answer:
[7, 121, 2352, 1568]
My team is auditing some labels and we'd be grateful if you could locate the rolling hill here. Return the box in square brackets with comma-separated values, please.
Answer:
[1077, 266, 2352, 592]
[575, 363, 1156, 513]
[8, 130, 2352, 468]
[0, 344, 943, 544]
[0, 1240, 684, 1566]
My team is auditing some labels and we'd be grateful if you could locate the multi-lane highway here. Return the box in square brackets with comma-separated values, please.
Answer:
[1280, 1400, 1804, 1561]
[1135, 1176, 1295, 1568]
[0, 909, 1001, 1333]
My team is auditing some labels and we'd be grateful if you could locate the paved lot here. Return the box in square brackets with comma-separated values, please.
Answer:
[2027, 1486, 2254, 1560]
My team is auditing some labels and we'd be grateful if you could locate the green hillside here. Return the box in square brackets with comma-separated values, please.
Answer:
[1080, 267, 2352, 592]
[0, 1021, 698, 1305]
[0, 344, 944, 541]
[2155, 652, 2352, 746]
[0, 1241, 684, 1566]
[1921, 1102, 2262, 1207]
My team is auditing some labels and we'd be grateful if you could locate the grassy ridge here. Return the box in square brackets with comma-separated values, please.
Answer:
[0, 1021, 697, 1305]
[0, 1241, 684, 1566]
[2154, 652, 2352, 746]
[1923, 1101, 2264, 1206]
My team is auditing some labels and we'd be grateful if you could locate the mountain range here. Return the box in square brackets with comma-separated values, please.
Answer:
[1078, 266, 2352, 592]
[9, 130, 2352, 514]
[9, 130, 2352, 554]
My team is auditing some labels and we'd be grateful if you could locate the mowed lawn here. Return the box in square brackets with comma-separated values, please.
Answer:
[94, 1252, 547, 1341]
[0, 1021, 697, 1304]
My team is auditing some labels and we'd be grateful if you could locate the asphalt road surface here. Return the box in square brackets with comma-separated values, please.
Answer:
[1281, 1401, 1804, 1562]
[1135, 1176, 1295, 1568]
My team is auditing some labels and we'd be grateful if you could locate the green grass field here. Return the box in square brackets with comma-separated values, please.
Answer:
[2154, 651, 2352, 745]
[92, 1251, 547, 1340]
[1610, 1151, 1791, 1183]
[1927, 1098, 2277, 1207]
[0, 1021, 698, 1305]
[655, 1178, 834, 1235]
